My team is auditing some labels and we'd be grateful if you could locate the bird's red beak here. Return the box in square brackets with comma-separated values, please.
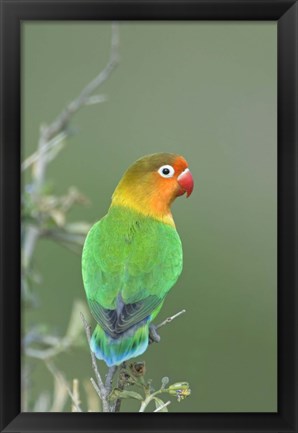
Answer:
[177, 168, 194, 197]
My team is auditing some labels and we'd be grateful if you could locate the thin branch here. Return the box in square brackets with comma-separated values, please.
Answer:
[105, 366, 117, 396]
[22, 226, 40, 270]
[21, 23, 119, 276]
[80, 312, 110, 412]
[25, 346, 66, 360]
[154, 400, 171, 412]
[156, 309, 186, 330]
[72, 379, 81, 412]
[80, 312, 105, 391]
[25, 336, 75, 360]
[84, 94, 107, 106]
[84, 380, 101, 412]
[37, 23, 119, 145]
[50, 376, 68, 412]
[90, 378, 102, 400]
[25, 300, 88, 360]
[45, 361, 82, 412]
[114, 362, 126, 413]
[21, 132, 67, 172]
[33, 392, 51, 412]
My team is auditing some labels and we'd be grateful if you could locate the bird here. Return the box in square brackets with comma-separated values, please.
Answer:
[81, 152, 194, 367]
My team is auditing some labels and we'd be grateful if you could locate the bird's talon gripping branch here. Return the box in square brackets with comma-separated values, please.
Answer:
[149, 324, 161, 344]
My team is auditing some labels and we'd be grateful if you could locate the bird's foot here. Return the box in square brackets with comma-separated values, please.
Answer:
[149, 324, 161, 344]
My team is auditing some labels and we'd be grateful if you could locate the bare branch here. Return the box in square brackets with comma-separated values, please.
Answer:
[84, 94, 107, 106]
[84, 380, 101, 412]
[50, 375, 68, 412]
[71, 379, 81, 412]
[25, 300, 89, 360]
[90, 378, 102, 400]
[105, 366, 117, 396]
[21, 23, 119, 278]
[22, 132, 67, 171]
[156, 309, 186, 330]
[80, 312, 105, 391]
[154, 400, 171, 412]
[25, 340, 73, 360]
[45, 361, 82, 412]
[114, 362, 126, 413]
[38, 22, 119, 145]
[22, 226, 40, 270]
[80, 312, 110, 412]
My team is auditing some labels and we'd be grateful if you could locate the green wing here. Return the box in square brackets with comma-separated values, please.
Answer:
[81, 206, 182, 337]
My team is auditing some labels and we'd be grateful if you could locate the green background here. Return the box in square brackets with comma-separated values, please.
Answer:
[22, 22, 277, 412]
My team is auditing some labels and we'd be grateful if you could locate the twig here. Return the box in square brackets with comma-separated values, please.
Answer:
[114, 362, 126, 413]
[34, 23, 119, 147]
[25, 336, 74, 360]
[84, 94, 107, 106]
[45, 361, 82, 412]
[153, 400, 171, 412]
[22, 132, 67, 172]
[33, 392, 51, 412]
[139, 386, 174, 413]
[84, 380, 101, 412]
[21, 23, 119, 274]
[80, 312, 105, 391]
[25, 300, 89, 360]
[90, 377, 102, 400]
[22, 226, 40, 270]
[50, 375, 68, 412]
[105, 366, 118, 412]
[72, 379, 80, 412]
[156, 309, 186, 330]
[80, 312, 110, 412]
[105, 366, 117, 395]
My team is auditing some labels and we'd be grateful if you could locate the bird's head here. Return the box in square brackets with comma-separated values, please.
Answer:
[111, 153, 194, 225]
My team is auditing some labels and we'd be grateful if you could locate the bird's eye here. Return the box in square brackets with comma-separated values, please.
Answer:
[158, 164, 175, 178]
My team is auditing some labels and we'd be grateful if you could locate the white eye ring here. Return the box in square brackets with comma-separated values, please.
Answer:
[158, 164, 175, 178]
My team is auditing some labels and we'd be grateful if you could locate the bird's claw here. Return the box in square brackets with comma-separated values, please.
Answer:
[149, 324, 161, 343]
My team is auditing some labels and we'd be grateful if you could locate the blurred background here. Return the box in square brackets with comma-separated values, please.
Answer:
[22, 21, 277, 412]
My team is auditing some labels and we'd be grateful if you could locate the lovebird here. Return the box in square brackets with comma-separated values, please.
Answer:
[82, 153, 193, 367]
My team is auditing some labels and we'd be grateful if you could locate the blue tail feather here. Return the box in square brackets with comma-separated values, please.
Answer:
[90, 320, 150, 367]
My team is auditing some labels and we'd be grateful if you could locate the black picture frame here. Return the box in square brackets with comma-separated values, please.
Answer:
[0, 1, 297, 432]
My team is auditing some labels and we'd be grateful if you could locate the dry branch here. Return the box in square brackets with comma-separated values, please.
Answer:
[80, 312, 110, 412]
[22, 23, 119, 273]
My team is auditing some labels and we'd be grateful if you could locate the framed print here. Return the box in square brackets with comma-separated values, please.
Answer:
[0, 1, 297, 432]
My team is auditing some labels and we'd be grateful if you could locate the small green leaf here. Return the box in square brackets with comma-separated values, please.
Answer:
[110, 389, 143, 401]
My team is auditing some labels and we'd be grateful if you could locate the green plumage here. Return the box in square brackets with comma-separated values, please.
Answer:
[82, 205, 183, 366]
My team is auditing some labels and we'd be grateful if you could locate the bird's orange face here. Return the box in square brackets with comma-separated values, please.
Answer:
[152, 155, 194, 200]
[111, 153, 194, 225]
